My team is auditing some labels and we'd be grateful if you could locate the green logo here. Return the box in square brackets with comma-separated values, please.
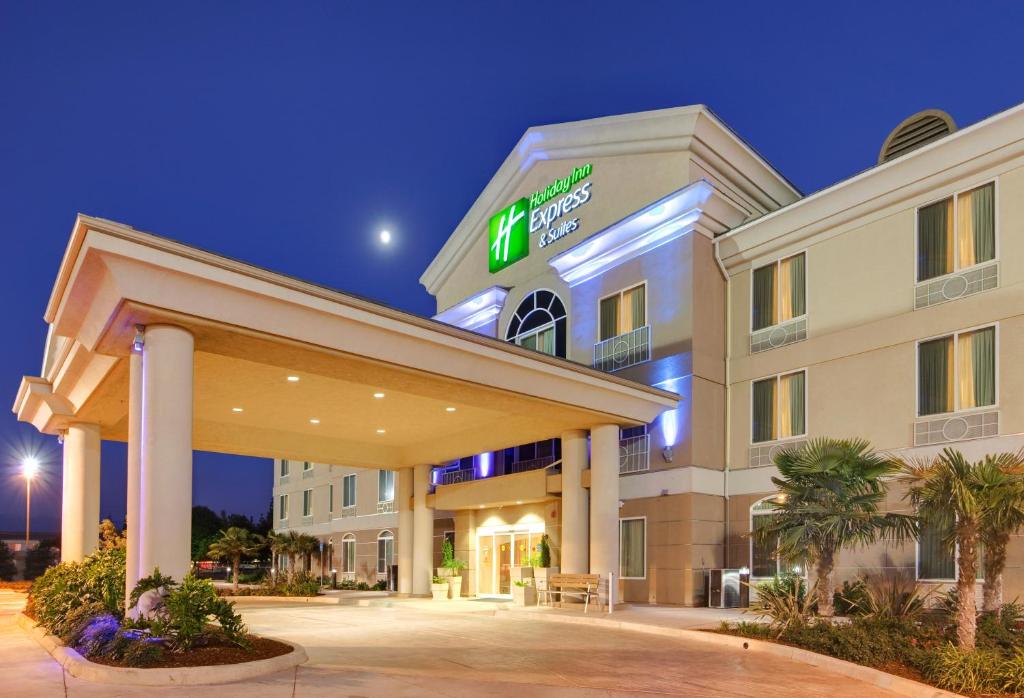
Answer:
[488, 197, 529, 273]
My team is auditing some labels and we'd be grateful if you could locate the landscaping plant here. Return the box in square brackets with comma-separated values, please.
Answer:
[974, 450, 1024, 612]
[207, 527, 265, 591]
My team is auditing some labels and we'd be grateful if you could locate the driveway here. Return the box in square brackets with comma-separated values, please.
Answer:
[1, 595, 907, 697]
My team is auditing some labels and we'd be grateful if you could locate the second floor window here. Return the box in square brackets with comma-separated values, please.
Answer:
[505, 290, 567, 358]
[343, 474, 357, 508]
[303, 461, 313, 472]
[279, 494, 288, 520]
[302, 489, 313, 517]
[752, 253, 805, 331]
[752, 370, 806, 443]
[918, 326, 995, 417]
[917, 183, 995, 282]
[329, 484, 334, 513]
[378, 470, 395, 503]
[280, 460, 290, 477]
[599, 283, 646, 340]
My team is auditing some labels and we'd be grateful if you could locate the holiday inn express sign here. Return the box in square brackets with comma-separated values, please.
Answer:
[488, 163, 593, 273]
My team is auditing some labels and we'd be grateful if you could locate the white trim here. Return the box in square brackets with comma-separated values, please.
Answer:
[750, 368, 809, 445]
[618, 516, 647, 580]
[913, 178, 999, 286]
[433, 286, 509, 332]
[914, 322, 999, 418]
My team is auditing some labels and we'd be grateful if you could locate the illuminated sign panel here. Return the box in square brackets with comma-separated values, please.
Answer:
[487, 163, 593, 273]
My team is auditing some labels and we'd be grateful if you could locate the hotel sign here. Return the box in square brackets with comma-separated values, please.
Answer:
[488, 163, 593, 273]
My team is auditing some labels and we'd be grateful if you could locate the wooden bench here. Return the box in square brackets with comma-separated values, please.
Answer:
[540, 573, 601, 613]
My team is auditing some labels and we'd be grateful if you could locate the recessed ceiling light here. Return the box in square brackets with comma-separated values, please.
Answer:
[478, 504, 484, 509]
[287, 376, 300, 382]
[376, 428, 386, 434]
[232, 407, 244, 413]
[309, 418, 320, 425]
[373, 392, 385, 399]
[516, 500, 523, 505]
[445, 406, 456, 412]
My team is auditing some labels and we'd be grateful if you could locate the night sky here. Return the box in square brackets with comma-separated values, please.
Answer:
[1, 2, 1021, 533]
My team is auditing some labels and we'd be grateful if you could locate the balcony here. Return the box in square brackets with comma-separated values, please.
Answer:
[341, 505, 356, 518]
[376, 499, 395, 514]
[594, 326, 651, 372]
[619, 433, 650, 474]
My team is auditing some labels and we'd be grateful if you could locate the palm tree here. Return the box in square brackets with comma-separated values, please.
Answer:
[754, 437, 915, 618]
[267, 530, 318, 580]
[267, 530, 291, 581]
[898, 448, 985, 650]
[208, 527, 265, 591]
[292, 533, 319, 576]
[974, 451, 1024, 612]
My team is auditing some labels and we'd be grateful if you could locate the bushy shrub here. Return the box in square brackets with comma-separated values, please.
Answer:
[999, 648, 1024, 694]
[841, 570, 931, 621]
[73, 614, 121, 658]
[28, 547, 126, 636]
[159, 574, 249, 650]
[834, 579, 866, 617]
[750, 575, 811, 636]
[58, 601, 109, 645]
[920, 643, 1004, 694]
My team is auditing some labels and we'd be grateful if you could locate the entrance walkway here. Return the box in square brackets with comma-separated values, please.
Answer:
[1, 593, 909, 697]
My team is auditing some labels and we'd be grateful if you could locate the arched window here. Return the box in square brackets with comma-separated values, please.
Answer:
[505, 289, 567, 358]
[341, 533, 356, 574]
[377, 530, 395, 575]
[750, 496, 803, 578]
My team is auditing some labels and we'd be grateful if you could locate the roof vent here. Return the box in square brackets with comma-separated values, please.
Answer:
[878, 109, 956, 164]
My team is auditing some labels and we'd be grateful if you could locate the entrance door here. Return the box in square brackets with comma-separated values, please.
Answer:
[498, 536, 512, 595]
[476, 523, 544, 598]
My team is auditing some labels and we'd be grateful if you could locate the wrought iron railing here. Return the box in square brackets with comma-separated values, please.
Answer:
[619, 434, 650, 474]
[376, 499, 395, 514]
[505, 455, 557, 474]
[440, 469, 476, 485]
[341, 505, 356, 518]
[593, 325, 651, 372]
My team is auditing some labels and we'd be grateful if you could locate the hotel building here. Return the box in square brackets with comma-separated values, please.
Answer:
[17, 101, 1024, 606]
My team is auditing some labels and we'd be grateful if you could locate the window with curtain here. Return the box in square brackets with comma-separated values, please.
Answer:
[752, 253, 806, 331]
[343, 474, 357, 508]
[917, 183, 995, 282]
[752, 370, 806, 443]
[599, 284, 647, 341]
[751, 497, 804, 578]
[302, 489, 313, 517]
[280, 460, 290, 477]
[918, 519, 955, 580]
[342, 535, 356, 573]
[279, 494, 288, 520]
[378, 470, 395, 503]
[918, 326, 995, 416]
[619, 518, 645, 579]
[377, 531, 395, 574]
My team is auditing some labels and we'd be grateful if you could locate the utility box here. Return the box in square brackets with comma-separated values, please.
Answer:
[706, 568, 750, 608]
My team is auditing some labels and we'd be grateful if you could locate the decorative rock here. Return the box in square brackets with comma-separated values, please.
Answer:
[127, 587, 168, 622]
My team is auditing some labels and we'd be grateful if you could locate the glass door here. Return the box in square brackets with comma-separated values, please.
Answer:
[476, 524, 545, 598]
[498, 535, 512, 595]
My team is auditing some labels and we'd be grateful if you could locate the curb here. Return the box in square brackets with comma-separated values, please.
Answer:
[495, 610, 964, 698]
[15, 613, 307, 686]
[226, 594, 395, 607]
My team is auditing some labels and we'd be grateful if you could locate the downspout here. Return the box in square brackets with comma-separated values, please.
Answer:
[713, 239, 731, 568]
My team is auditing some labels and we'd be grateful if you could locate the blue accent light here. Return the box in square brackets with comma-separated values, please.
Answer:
[477, 451, 492, 478]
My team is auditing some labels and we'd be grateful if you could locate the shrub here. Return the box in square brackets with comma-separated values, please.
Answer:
[58, 601, 109, 645]
[73, 614, 121, 658]
[749, 575, 811, 636]
[920, 643, 1004, 694]
[117, 633, 164, 667]
[28, 547, 126, 636]
[843, 570, 931, 621]
[160, 574, 249, 650]
[834, 579, 866, 617]
[538, 534, 551, 568]
[129, 568, 176, 608]
[999, 648, 1024, 694]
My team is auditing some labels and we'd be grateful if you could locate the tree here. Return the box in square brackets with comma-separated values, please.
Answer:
[24, 540, 59, 579]
[267, 530, 318, 579]
[973, 450, 1024, 612]
[898, 448, 987, 650]
[207, 527, 265, 591]
[98, 519, 127, 550]
[0, 541, 17, 580]
[191, 506, 223, 561]
[754, 437, 915, 617]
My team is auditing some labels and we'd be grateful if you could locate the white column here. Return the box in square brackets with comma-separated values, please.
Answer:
[590, 424, 620, 602]
[125, 349, 142, 604]
[412, 464, 433, 596]
[139, 325, 194, 582]
[397, 467, 414, 595]
[61, 423, 101, 563]
[560, 429, 589, 573]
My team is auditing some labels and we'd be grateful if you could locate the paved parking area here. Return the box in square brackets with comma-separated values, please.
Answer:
[1, 594, 907, 697]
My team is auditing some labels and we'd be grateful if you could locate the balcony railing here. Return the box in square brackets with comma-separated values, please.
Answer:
[439, 469, 477, 486]
[341, 504, 356, 518]
[594, 325, 651, 372]
[302, 468, 314, 479]
[619, 434, 650, 474]
[376, 499, 395, 514]
[505, 455, 557, 474]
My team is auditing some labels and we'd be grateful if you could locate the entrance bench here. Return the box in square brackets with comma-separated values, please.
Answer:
[540, 573, 601, 613]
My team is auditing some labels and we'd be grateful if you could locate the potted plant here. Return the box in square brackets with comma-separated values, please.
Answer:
[440, 538, 467, 598]
[512, 578, 536, 607]
[533, 534, 558, 594]
[430, 575, 449, 601]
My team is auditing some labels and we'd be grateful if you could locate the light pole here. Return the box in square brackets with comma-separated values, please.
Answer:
[21, 457, 39, 549]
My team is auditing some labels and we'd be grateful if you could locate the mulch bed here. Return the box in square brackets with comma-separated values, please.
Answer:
[89, 636, 293, 668]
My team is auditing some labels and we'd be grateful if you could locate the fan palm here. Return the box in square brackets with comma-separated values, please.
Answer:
[267, 530, 319, 579]
[754, 437, 915, 617]
[973, 450, 1024, 612]
[897, 448, 987, 649]
[207, 527, 265, 591]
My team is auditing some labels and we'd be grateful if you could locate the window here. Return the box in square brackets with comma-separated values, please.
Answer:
[378, 470, 395, 503]
[918, 326, 996, 416]
[750, 497, 804, 578]
[280, 460, 290, 477]
[917, 518, 984, 581]
[303, 461, 313, 472]
[378, 531, 395, 574]
[599, 283, 646, 341]
[751, 370, 806, 443]
[302, 489, 313, 517]
[620, 518, 645, 579]
[329, 484, 334, 514]
[343, 474, 357, 508]
[505, 289, 567, 358]
[278, 494, 288, 520]
[917, 183, 995, 282]
[752, 253, 805, 331]
[341, 534, 356, 573]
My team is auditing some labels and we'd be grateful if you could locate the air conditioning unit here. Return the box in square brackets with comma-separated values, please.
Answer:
[706, 568, 750, 608]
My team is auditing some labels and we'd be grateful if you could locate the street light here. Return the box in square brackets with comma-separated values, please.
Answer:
[21, 457, 39, 549]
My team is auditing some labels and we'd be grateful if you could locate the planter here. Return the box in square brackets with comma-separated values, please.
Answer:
[511, 583, 537, 607]
[510, 566, 534, 584]
[436, 568, 453, 579]
[448, 576, 463, 599]
[533, 567, 558, 593]
[430, 582, 449, 601]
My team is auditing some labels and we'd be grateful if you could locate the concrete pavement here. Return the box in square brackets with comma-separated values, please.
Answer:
[0, 591, 910, 697]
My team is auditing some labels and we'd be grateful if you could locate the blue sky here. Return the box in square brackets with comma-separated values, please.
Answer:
[1, 1, 1022, 532]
